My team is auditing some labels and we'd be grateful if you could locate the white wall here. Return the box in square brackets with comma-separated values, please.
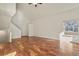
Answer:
[20, 12, 30, 36]
[33, 7, 79, 39]
[0, 10, 10, 30]
[10, 23, 21, 39]
[12, 10, 30, 36]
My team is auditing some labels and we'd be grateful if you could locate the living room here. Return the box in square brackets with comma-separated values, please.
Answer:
[0, 3, 79, 56]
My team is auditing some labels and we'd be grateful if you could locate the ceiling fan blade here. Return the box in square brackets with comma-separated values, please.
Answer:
[28, 3, 32, 5]
[38, 3, 42, 4]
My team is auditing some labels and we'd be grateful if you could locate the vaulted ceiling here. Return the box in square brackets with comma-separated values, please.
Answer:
[17, 3, 79, 20]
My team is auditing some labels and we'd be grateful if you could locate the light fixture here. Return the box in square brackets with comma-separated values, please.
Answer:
[28, 3, 43, 7]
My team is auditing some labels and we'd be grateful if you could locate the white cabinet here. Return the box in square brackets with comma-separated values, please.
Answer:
[59, 32, 79, 55]
[60, 32, 79, 55]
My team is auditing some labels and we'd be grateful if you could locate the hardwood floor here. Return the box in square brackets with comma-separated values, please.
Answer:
[0, 36, 79, 56]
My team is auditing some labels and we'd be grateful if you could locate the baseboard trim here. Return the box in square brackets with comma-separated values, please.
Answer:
[21, 36, 59, 40]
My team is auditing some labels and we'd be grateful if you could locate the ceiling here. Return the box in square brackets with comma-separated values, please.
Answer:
[17, 3, 79, 20]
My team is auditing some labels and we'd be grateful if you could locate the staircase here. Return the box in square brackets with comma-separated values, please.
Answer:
[9, 12, 22, 39]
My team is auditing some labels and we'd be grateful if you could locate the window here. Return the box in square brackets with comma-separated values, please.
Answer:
[64, 20, 79, 32]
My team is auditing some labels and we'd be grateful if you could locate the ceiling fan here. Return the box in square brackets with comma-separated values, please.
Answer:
[28, 3, 43, 7]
